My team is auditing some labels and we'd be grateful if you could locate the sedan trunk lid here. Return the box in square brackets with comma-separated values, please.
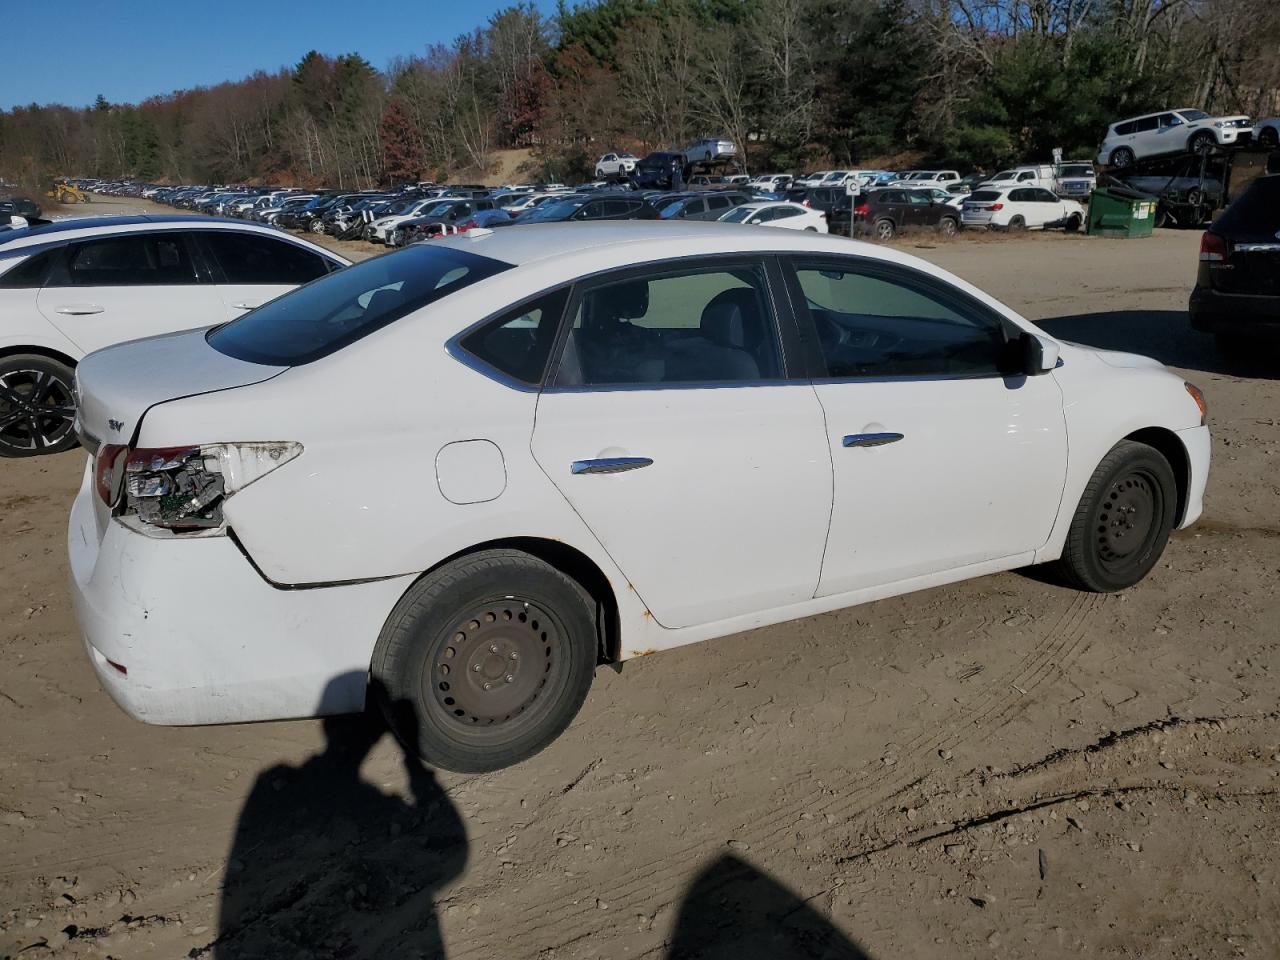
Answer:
[75, 327, 285, 450]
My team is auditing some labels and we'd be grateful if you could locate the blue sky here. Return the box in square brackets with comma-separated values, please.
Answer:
[4, 0, 560, 110]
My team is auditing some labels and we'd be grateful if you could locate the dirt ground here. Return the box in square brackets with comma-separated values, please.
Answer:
[2, 200, 1279, 960]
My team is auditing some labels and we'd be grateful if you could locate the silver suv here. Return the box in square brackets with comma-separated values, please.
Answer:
[685, 138, 737, 164]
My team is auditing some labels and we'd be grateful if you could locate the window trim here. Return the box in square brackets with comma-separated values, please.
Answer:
[543, 254, 806, 393]
[779, 253, 1023, 383]
[449, 286, 574, 391]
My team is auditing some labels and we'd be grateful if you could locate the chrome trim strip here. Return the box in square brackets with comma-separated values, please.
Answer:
[570, 456, 654, 475]
[1235, 243, 1280, 253]
[842, 432, 904, 448]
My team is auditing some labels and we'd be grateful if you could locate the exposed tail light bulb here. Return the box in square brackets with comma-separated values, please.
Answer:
[119, 442, 301, 533]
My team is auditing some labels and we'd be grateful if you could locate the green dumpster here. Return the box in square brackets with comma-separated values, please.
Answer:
[1087, 185, 1157, 238]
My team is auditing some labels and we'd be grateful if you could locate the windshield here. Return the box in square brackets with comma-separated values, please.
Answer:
[824, 172, 849, 181]
[720, 206, 757, 223]
[990, 171, 1015, 181]
[1180, 109, 1210, 121]
[1059, 165, 1092, 177]
[207, 245, 512, 366]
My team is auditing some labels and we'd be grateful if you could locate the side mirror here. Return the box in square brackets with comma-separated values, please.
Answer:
[1018, 332, 1060, 375]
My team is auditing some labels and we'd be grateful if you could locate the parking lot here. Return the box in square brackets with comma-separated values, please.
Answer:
[1, 197, 1277, 958]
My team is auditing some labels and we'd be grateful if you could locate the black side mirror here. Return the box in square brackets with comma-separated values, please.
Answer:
[1010, 331, 1059, 376]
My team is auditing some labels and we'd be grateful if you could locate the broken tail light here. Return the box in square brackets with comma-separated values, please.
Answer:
[1199, 231, 1228, 262]
[119, 442, 301, 533]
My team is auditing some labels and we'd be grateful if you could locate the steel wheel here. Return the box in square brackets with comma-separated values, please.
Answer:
[429, 599, 559, 728]
[1096, 472, 1161, 575]
[0, 358, 78, 458]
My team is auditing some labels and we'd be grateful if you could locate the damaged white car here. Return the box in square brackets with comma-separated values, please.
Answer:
[70, 222, 1210, 772]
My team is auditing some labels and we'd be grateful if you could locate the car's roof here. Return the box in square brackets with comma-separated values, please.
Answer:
[0, 214, 323, 254]
[431, 220, 851, 268]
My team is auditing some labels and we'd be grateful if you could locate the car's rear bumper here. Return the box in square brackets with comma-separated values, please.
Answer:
[68, 466, 415, 726]
[1189, 285, 1280, 336]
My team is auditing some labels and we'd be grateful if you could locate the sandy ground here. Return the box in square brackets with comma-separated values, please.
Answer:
[2, 200, 1279, 960]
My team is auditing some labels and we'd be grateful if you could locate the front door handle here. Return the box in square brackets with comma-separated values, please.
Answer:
[571, 457, 653, 475]
[230, 301, 262, 310]
[54, 304, 104, 315]
[843, 432, 904, 448]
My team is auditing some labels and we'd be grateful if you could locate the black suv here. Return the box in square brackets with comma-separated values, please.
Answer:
[654, 191, 751, 221]
[516, 194, 659, 223]
[785, 186, 855, 235]
[632, 152, 687, 190]
[1189, 174, 1280, 350]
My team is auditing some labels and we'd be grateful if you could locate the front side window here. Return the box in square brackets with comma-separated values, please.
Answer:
[65, 234, 197, 286]
[208, 245, 512, 366]
[791, 260, 1011, 379]
[200, 231, 333, 285]
[554, 263, 782, 386]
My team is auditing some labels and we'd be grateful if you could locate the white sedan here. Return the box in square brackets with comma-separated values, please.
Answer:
[961, 187, 1086, 231]
[719, 202, 829, 232]
[70, 222, 1209, 772]
[0, 215, 347, 457]
[364, 196, 447, 243]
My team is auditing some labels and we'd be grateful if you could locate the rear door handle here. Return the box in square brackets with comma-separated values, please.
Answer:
[230, 301, 262, 310]
[843, 432, 904, 448]
[53, 304, 104, 315]
[571, 457, 653, 475]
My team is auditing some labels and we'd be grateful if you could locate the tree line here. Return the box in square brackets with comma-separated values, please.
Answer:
[2, 0, 1277, 189]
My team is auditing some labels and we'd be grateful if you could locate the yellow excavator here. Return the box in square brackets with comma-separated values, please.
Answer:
[46, 179, 90, 204]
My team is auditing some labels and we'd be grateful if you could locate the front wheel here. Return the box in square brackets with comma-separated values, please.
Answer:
[1259, 127, 1279, 148]
[1109, 147, 1135, 170]
[1051, 440, 1177, 592]
[1189, 131, 1216, 155]
[1065, 213, 1082, 232]
[0, 354, 79, 458]
[371, 550, 598, 773]
[939, 216, 958, 237]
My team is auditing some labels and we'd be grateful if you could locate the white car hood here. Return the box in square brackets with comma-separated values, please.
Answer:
[76, 328, 285, 446]
[1062, 342, 1166, 371]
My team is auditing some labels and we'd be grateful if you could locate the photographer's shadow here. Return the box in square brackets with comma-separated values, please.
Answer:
[213, 677, 466, 959]
[667, 854, 873, 960]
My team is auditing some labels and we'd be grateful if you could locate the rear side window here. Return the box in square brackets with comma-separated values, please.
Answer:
[208, 245, 512, 366]
[458, 288, 571, 385]
[200, 231, 333, 285]
[1115, 121, 1136, 136]
[0, 249, 56, 288]
[65, 234, 197, 286]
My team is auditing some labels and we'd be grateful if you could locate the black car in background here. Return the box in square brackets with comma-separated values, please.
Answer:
[392, 198, 498, 246]
[631, 152, 686, 190]
[1189, 174, 1280, 351]
[1117, 174, 1225, 228]
[852, 188, 961, 240]
[0, 194, 42, 222]
[785, 186, 855, 235]
[516, 194, 660, 223]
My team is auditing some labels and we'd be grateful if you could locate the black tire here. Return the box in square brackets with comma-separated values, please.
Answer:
[1109, 147, 1135, 170]
[1051, 440, 1177, 592]
[1008, 215, 1026, 231]
[0, 354, 79, 458]
[1260, 127, 1279, 148]
[1188, 131, 1216, 155]
[1065, 213, 1082, 232]
[595, 168, 604, 179]
[939, 216, 958, 237]
[371, 549, 598, 773]
[874, 218, 896, 241]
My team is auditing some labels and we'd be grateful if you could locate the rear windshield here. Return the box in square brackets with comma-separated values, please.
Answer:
[1212, 175, 1279, 237]
[968, 190, 1003, 202]
[207, 245, 512, 365]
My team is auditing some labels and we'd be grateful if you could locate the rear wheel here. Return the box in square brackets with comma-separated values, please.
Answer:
[1051, 440, 1177, 592]
[371, 550, 598, 773]
[1065, 213, 1082, 232]
[874, 218, 896, 240]
[939, 216, 958, 237]
[0, 354, 78, 459]
[1109, 147, 1135, 170]
[1007, 215, 1026, 231]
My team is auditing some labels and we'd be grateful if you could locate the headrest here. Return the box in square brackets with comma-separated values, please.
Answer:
[700, 287, 759, 348]
[591, 279, 649, 323]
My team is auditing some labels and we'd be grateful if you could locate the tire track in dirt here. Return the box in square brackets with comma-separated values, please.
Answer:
[445, 590, 1103, 958]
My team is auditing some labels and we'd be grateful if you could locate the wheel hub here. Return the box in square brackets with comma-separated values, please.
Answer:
[1097, 475, 1155, 562]
[0, 370, 76, 452]
[430, 603, 554, 726]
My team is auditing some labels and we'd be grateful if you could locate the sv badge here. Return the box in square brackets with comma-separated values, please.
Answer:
[108, 419, 124, 432]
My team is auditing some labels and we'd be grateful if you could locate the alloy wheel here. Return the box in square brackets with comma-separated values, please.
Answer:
[0, 368, 77, 455]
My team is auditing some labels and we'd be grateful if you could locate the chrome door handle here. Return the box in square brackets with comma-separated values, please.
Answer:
[843, 432, 904, 448]
[571, 457, 653, 475]
[54, 305, 104, 315]
[230, 302, 261, 310]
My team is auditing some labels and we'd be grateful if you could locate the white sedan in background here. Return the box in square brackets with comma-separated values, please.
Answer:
[719, 202, 829, 232]
[365, 196, 448, 243]
[0, 215, 347, 456]
[961, 186, 1086, 231]
[70, 222, 1208, 773]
